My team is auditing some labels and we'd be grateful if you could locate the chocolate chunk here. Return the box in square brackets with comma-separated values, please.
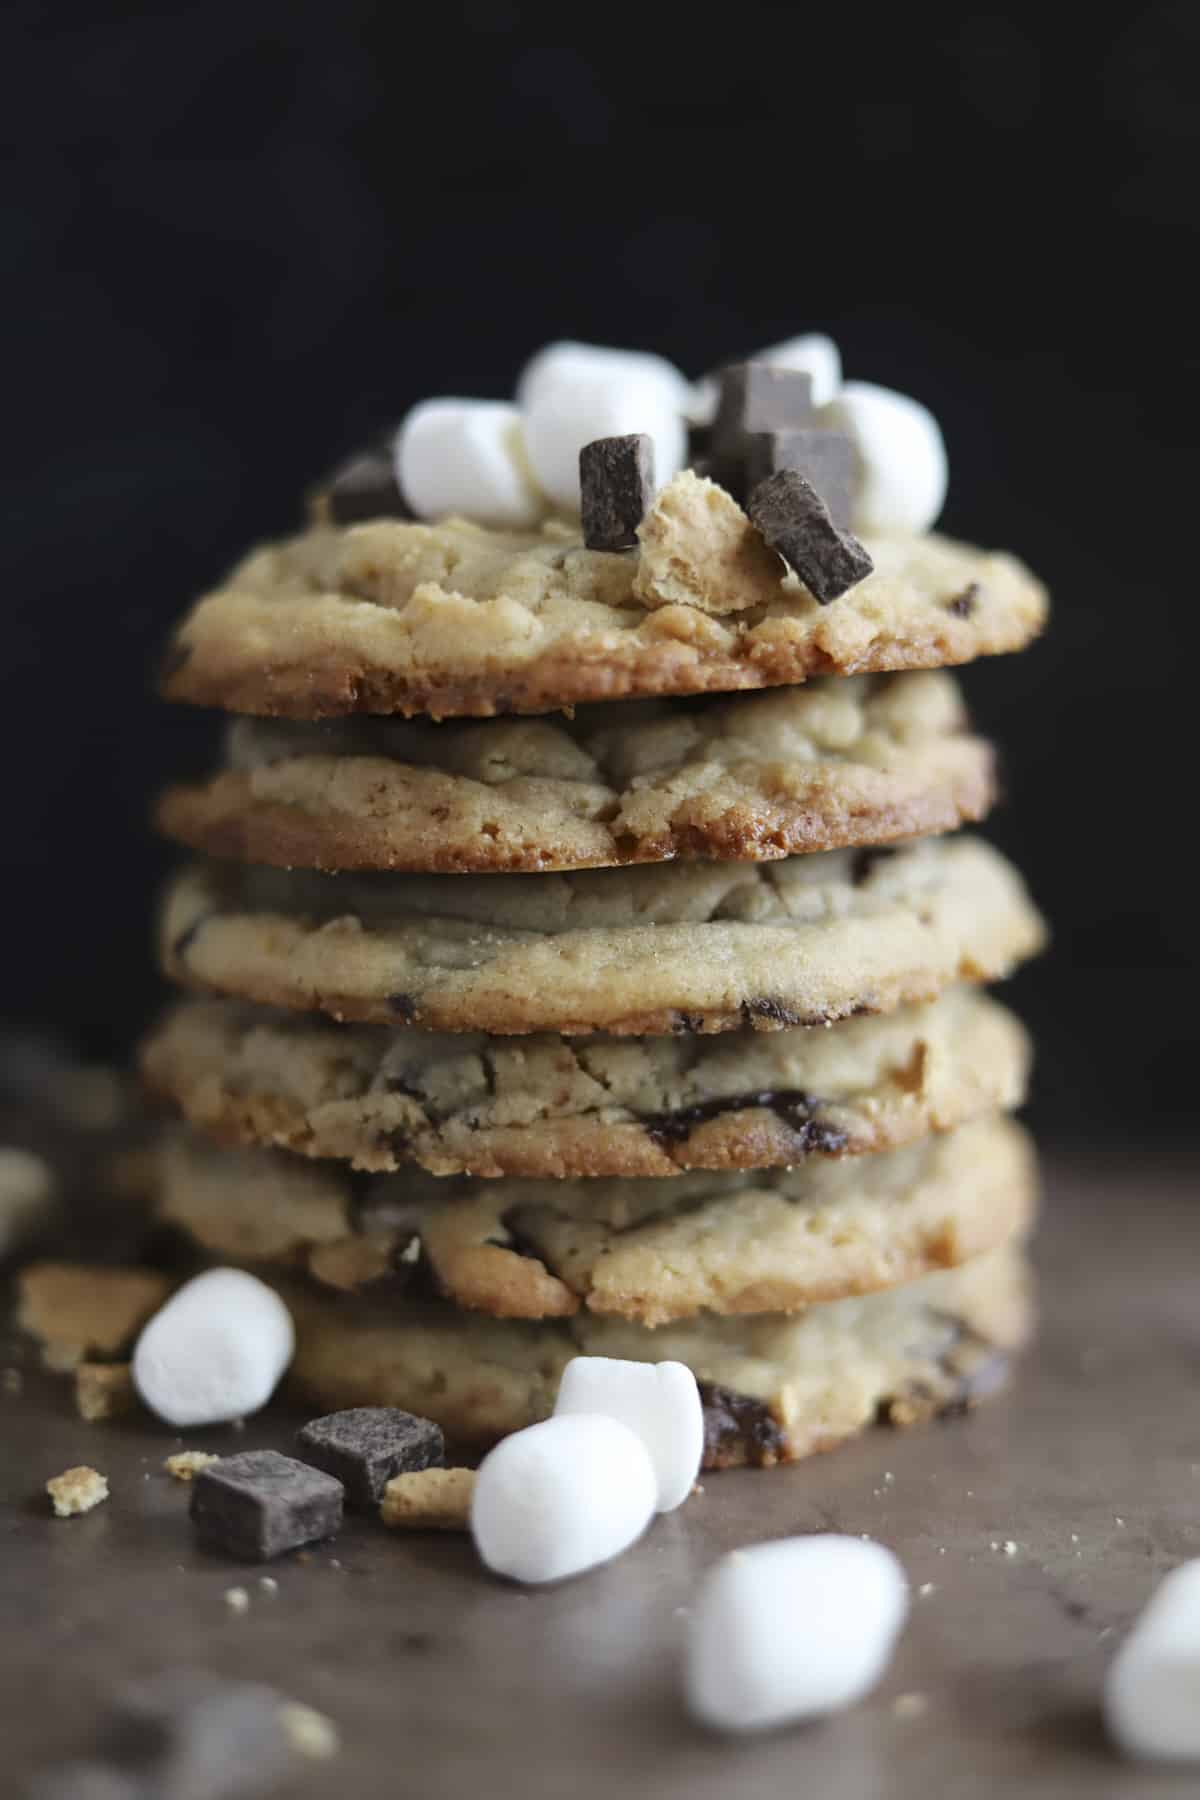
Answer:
[579, 435, 655, 551]
[699, 1382, 786, 1469]
[747, 468, 874, 604]
[740, 995, 806, 1028]
[312, 438, 410, 527]
[189, 1450, 343, 1561]
[946, 581, 980, 618]
[746, 428, 857, 528]
[297, 1407, 444, 1510]
[388, 993, 418, 1023]
[642, 1090, 847, 1154]
[712, 363, 814, 461]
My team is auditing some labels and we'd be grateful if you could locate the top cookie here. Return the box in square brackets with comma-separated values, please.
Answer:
[161, 473, 1047, 720]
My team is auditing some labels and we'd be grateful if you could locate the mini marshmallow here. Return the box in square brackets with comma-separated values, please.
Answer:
[395, 399, 543, 528]
[685, 1535, 909, 1733]
[756, 333, 843, 408]
[1106, 1560, 1200, 1760]
[826, 380, 948, 535]
[471, 1413, 657, 1584]
[521, 354, 687, 514]
[554, 1357, 702, 1512]
[516, 340, 690, 412]
[132, 1269, 295, 1429]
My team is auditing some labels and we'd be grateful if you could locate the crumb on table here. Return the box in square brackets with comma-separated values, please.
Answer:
[47, 1465, 109, 1517]
[380, 1466, 475, 1531]
[279, 1701, 340, 1759]
[165, 1450, 221, 1482]
[75, 1362, 137, 1422]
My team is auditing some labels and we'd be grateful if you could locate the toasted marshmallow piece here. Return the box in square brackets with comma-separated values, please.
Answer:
[826, 380, 948, 535]
[132, 1269, 295, 1428]
[1106, 1561, 1200, 1760]
[521, 351, 687, 513]
[755, 333, 843, 408]
[471, 1413, 657, 1584]
[517, 341, 690, 412]
[554, 1357, 702, 1513]
[396, 400, 543, 528]
[685, 1535, 909, 1733]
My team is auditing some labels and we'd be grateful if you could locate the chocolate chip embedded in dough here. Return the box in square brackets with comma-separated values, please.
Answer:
[189, 1450, 343, 1561]
[296, 1407, 444, 1510]
[699, 1381, 786, 1469]
[746, 428, 857, 528]
[747, 468, 874, 605]
[579, 435, 656, 551]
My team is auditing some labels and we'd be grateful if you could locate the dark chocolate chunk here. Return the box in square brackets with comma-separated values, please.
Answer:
[740, 995, 806, 1028]
[745, 428, 857, 528]
[945, 581, 980, 618]
[313, 438, 410, 527]
[850, 846, 896, 886]
[189, 1450, 343, 1561]
[712, 362, 814, 459]
[699, 1381, 786, 1469]
[388, 993, 418, 1023]
[579, 434, 655, 551]
[297, 1407, 444, 1510]
[641, 1089, 847, 1154]
[747, 467, 874, 604]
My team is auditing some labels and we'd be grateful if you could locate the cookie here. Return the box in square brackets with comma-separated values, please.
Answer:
[156, 671, 996, 874]
[159, 836, 1046, 1036]
[141, 988, 1030, 1177]
[277, 1245, 1032, 1467]
[160, 1114, 1036, 1325]
[160, 472, 1047, 720]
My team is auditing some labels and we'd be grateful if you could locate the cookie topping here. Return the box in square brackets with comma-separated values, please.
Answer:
[296, 1406, 444, 1509]
[579, 433, 655, 551]
[745, 426, 857, 527]
[189, 1449, 343, 1561]
[747, 467, 874, 603]
[313, 438, 410, 527]
[713, 361, 815, 481]
[131, 1268, 295, 1428]
[380, 1466, 476, 1531]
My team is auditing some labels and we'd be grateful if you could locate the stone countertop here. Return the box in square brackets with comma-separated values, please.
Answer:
[3, 1152, 1199, 1799]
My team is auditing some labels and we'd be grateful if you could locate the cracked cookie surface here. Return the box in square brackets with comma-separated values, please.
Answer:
[156, 672, 995, 873]
[160, 836, 1046, 1036]
[161, 472, 1047, 720]
[161, 1114, 1035, 1325]
[141, 988, 1030, 1177]
[275, 1244, 1032, 1465]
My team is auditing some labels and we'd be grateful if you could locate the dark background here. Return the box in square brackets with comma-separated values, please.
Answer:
[2, 3, 1196, 1146]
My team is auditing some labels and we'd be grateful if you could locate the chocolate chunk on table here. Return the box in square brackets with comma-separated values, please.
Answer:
[746, 428, 857, 528]
[579, 434, 655, 551]
[189, 1450, 343, 1561]
[297, 1407, 444, 1510]
[747, 468, 874, 604]
[311, 438, 410, 527]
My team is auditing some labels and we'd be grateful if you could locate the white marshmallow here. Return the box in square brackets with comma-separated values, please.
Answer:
[755, 333, 843, 408]
[395, 399, 543, 528]
[825, 380, 948, 535]
[516, 340, 690, 413]
[554, 1357, 702, 1513]
[521, 356, 687, 514]
[470, 1413, 657, 1584]
[132, 1269, 295, 1428]
[685, 1535, 909, 1733]
[1106, 1561, 1200, 1760]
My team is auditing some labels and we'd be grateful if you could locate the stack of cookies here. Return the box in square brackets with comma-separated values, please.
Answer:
[141, 338, 1047, 1470]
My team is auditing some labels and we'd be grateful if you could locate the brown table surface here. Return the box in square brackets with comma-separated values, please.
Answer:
[3, 1151, 1199, 1799]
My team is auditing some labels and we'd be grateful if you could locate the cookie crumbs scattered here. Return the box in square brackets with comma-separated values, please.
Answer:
[918, 1582, 936, 1597]
[165, 1450, 221, 1482]
[280, 1701, 339, 1760]
[47, 1465, 109, 1517]
[893, 1693, 928, 1719]
[224, 1586, 250, 1614]
[380, 1467, 475, 1531]
[76, 1362, 137, 1422]
[883, 1471, 894, 1484]
[259, 1576, 278, 1595]
[1002, 1540, 1018, 1556]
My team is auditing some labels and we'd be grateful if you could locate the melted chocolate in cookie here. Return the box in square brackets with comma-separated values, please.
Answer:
[641, 1089, 848, 1154]
[700, 1381, 786, 1468]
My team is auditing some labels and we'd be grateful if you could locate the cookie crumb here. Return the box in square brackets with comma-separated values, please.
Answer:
[1002, 1540, 1018, 1556]
[165, 1450, 221, 1482]
[259, 1575, 279, 1595]
[224, 1585, 250, 1614]
[47, 1465, 108, 1517]
[380, 1466, 475, 1531]
[918, 1582, 936, 1597]
[893, 1693, 928, 1719]
[76, 1362, 136, 1422]
[279, 1701, 339, 1760]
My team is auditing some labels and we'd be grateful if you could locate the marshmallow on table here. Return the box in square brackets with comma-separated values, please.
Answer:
[826, 380, 948, 535]
[519, 344, 688, 514]
[685, 1535, 909, 1733]
[471, 1413, 657, 1584]
[132, 1268, 295, 1428]
[1106, 1560, 1200, 1760]
[395, 399, 543, 528]
[554, 1356, 702, 1512]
